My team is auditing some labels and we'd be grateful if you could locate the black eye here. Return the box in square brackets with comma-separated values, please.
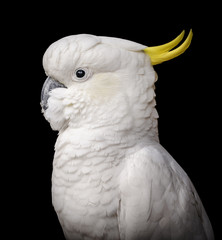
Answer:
[76, 69, 86, 78]
[73, 67, 91, 82]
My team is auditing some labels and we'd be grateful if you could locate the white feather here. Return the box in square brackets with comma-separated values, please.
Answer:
[41, 34, 214, 240]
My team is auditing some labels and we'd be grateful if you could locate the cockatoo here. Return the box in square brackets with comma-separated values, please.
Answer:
[41, 30, 214, 240]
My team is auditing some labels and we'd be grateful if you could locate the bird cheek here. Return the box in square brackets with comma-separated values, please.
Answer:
[86, 73, 120, 100]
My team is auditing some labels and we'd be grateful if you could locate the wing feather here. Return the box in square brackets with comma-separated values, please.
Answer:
[118, 143, 214, 240]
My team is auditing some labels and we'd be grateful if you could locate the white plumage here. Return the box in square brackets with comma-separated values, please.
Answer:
[41, 34, 214, 239]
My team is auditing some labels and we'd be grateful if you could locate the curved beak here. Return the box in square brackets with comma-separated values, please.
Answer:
[41, 77, 66, 111]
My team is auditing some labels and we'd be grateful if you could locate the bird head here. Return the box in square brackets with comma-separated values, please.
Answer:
[41, 31, 192, 139]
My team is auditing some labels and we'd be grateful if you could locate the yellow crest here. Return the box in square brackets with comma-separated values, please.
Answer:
[144, 29, 193, 65]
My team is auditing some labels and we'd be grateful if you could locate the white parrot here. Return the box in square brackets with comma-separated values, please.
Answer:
[41, 30, 214, 240]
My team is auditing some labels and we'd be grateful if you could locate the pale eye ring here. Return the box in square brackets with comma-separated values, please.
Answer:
[73, 67, 91, 82]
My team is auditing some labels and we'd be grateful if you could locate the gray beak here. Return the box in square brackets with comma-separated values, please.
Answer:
[41, 77, 66, 111]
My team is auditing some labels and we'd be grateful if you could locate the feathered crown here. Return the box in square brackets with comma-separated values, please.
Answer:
[144, 29, 193, 65]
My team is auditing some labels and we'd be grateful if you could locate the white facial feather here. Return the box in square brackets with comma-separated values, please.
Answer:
[43, 34, 158, 140]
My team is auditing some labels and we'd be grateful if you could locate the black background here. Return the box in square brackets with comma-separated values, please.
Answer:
[8, 3, 220, 239]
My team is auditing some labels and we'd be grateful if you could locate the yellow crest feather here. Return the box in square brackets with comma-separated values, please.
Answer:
[144, 29, 193, 65]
